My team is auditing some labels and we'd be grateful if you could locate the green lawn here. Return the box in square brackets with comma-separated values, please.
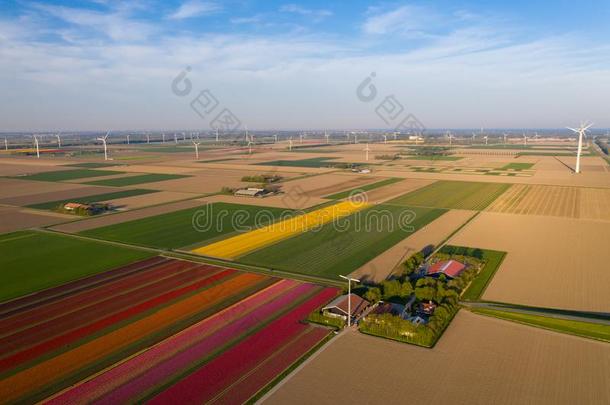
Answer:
[27, 189, 158, 210]
[0, 231, 152, 302]
[386, 180, 510, 210]
[84, 173, 189, 187]
[13, 169, 124, 182]
[500, 162, 534, 170]
[403, 155, 463, 161]
[471, 308, 610, 343]
[324, 178, 404, 200]
[254, 157, 338, 168]
[460, 248, 506, 300]
[239, 204, 446, 279]
[82, 202, 292, 249]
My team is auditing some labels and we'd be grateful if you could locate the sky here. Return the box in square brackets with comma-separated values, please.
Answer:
[1, 0, 610, 131]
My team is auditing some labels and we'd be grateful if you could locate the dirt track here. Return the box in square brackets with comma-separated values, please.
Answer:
[264, 311, 610, 405]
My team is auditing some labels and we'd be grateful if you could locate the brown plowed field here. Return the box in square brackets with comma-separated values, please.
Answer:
[264, 311, 610, 405]
[487, 184, 610, 221]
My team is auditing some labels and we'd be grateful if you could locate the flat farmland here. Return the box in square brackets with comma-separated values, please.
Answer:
[387, 180, 510, 210]
[488, 184, 610, 221]
[263, 311, 610, 405]
[82, 202, 291, 249]
[98, 190, 195, 209]
[449, 212, 610, 312]
[350, 209, 477, 282]
[84, 173, 189, 187]
[0, 231, 152, 302]
[240, 205, 446, 279]
[13, 169, 125, 182]
[0, 178, 86, 201]
[0, 207, 73, 234]
[26, 189, 158, 210]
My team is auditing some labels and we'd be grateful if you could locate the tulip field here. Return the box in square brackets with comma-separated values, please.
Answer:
[0, 257, 338, 403]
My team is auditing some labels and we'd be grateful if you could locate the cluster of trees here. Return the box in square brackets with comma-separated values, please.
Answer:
[440, 245, 484, 260]
[374, 154, 399, 160]
[403, 251, 425, 277]
[595, 139, 609, 155]
[241, 174, 282, 183]
[406, 146, 453, 156]
[364, 279, 413, 303]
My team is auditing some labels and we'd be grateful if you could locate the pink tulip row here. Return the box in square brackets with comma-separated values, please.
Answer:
[46, 279, 336, 404]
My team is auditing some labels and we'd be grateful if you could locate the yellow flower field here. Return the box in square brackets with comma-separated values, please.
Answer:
[192, 200, 369, 259]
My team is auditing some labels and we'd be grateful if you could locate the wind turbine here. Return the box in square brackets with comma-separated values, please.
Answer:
[146, 132, 150, 144]
[288, 137, 293, 151]
[174, 133, 178, 144]
[354, 133, 358, 144]
[484, 135, 488, 145]
[247, 139, 253, 154]
[193, 141, 200, 159]
[127, 133, 130, 144]
[522, 132, 527, 146]
[55, 133, 61, 148]
[393, 132, 398, 141]
[383, 134, 387, 144]
[4, 137, 7, 151]
[33, 134, 40, 158]
[299, 132, 303, 144]
[162, 133, 166, 143]
[471, 132, 476, 144]
[364, 143, 371, 161]
[503, 133, 508, 144]
[274, 133, 278, 143]
[339, 275, 360, 327]
[182, 132, 186, 141]
[325, 130, 330, 144]
[567, 122, 593, 174]
[97, 131, 110, 160]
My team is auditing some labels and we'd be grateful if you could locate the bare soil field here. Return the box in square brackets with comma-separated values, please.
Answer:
[0, 162, 69, 176]
[142, 172, 246, 193]
[264, 311, 610, 405]
[487, 184, 610, 221]
[97, 164, 199, 175]
[449, 212, 610, 312]
[0, 206, 73, 233]
[0, 178, 84, 200]
[281, 173, 379, 198]
[359, 178, 434, 203]
[100, 191, 196, 209]
[0, 184, 118, 206]
[50, 199, 205, 233]
[197, 193, 326, 209]
[350, 209, 476, 282]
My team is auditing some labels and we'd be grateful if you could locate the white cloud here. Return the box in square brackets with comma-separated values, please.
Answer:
[169, 1, 221, 20]
[363, 5, 439, 35]
[279, 4, 332, 21]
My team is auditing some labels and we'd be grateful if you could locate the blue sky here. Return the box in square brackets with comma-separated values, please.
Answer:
[1, 0, 609, 131]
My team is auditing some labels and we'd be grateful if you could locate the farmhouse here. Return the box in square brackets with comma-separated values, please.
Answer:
[322, 294, 369, 322]
[63, 202, 90, 211]
[234, 188, 266, 198]
[426, 259, 466, 279]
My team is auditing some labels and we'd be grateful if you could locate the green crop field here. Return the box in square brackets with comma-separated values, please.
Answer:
[82, 202, 292, 249]
[471, 308, 610, 343]
[27, 189, 158, 210]
[13, 169, 124, 182]
[403, 155, 463, 161]
[64, 162, 124, 168]
[500, 162, 534, 170]
[386, 180, 510, 210]
[239, 204, 446, 279]
[458, 248, 506, 300]
[84, 173, 189, 187]
[325, 178, 404, 200]
[255, 157, 338, 168]
[0, 231, 152, 302]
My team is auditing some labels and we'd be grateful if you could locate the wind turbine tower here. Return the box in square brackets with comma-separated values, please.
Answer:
[55, 133, 61, 148]
[97, 131, 110, 160]
[33, 134, 40, 158]
[567, 122, 593, 174]
[193, 141, 200, 159]
[364, 143, 370, 161]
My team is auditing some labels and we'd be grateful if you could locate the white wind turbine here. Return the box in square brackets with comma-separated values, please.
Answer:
[484, 135, 488, 145]
[503, 133, 508, 144]
[4, 137, 7, 151]
[471, 132, 476, 144]
[288, 137, 293, 151]
[127, 133, 130, 144]
[299, 132, 303, 144]
[182, 132, 186, 141]
[354, 133, 358, 144]
[193, 140, 200, 159]
[174, 133, 178, 144]
[146, 132, 150, 144]
[364, 143, 371, 161]
[383, 134, 387, 144]
[274, 133, 278, 143]
[247, 139, 253, 154]
[55, 133, 62, 148]
[339, 275, 360, 327]
[393, 132, 398, 140]
[33, 134, 40, 158]
[325, 130, 330, 144]
[567, 122, 593, 174]
[162, 133, 166, 143]
[522, 132, 527, 146]
[97, 131, 110, 160]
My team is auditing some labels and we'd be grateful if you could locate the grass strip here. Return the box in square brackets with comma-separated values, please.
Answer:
[470, 308, 610, 343]
[461, 249, 506, 300]
[324, 177, 403, 200]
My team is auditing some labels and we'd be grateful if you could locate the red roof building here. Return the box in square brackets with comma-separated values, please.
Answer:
[426, 260, 466, 279]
